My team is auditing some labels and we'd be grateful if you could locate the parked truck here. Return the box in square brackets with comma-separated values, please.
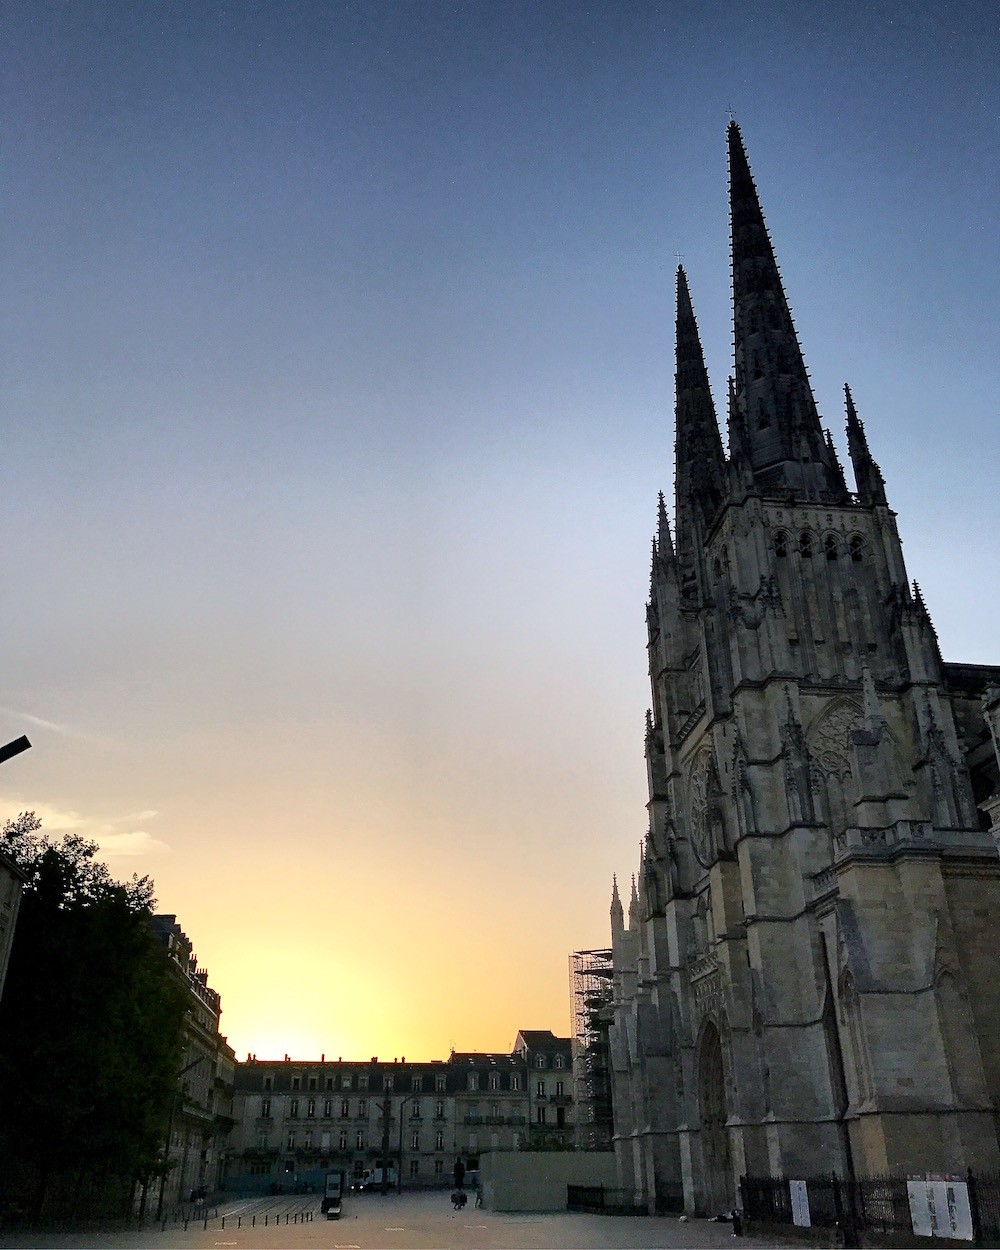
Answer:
[354, 1166, 397, 1191]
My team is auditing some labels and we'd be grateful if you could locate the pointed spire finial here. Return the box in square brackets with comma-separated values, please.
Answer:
[729, 123, 846, 500]
[675, 265, 726, 600]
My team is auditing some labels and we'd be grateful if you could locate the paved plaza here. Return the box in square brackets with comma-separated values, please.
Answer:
[0, 1191, 778, 1250]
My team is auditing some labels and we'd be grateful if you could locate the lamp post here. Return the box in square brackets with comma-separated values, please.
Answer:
[156, 1054, 207, 1221]
[396, 1095, 418, 1195]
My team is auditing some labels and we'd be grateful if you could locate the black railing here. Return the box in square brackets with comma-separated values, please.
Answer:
[740, 1170, 1000, 1245]
[567, 1185, 646, 1216]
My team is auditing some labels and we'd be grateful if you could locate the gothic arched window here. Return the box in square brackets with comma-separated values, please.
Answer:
[774, 530, 788, 558]
[799, 531, 814, 558]
[824, 533, 839, 561]
[849, 534, 864, 562]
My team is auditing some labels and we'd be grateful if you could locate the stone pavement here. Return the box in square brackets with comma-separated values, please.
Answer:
[0, 1190, 780, 1249]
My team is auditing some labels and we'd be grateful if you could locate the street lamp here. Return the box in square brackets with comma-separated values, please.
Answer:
[0, 736, 31, 765]
[156, 1054, 207, 1221]
[396, 1095, 419, 1195]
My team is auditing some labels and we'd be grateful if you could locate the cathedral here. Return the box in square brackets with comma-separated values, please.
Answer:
[608, 122, 1000, 1216]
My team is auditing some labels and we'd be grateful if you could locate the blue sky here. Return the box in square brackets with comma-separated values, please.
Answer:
[1, 0, 997, 1058]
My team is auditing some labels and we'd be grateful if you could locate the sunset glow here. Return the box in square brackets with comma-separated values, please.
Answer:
[3, 1, 996, 1062]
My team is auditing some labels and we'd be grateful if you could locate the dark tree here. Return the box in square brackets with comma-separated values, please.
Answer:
[0, 814, 189, 1225]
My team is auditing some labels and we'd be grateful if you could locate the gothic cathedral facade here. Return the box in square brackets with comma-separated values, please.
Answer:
[608, 123, 1000, 1215]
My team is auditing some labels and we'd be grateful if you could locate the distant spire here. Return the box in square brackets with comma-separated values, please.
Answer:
[657, 491, 675, 564]
[728, 121, 846, 500]
[674, 266, 726, 599]
[844, 384, 887, 505]
[611, 874, 624, 934]
[628, 874, 640, 927]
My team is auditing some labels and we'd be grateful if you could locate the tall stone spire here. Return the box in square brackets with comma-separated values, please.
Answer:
[674, 265, 726, 600]
[728, 121, 845, 500]
[656, 491, 675, 567]
[845, 384, 888, 505]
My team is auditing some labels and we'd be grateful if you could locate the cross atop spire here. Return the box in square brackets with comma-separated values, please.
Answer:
[728, 122, 846, 501]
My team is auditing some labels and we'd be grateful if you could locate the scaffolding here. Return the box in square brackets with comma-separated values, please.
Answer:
[569, 949, 615, 1150]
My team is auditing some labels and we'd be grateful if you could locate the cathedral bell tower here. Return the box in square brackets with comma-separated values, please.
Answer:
[609, 123, 1000, 1216]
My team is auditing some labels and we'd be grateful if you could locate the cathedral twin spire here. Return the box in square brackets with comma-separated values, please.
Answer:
[667, 121, 874, 562]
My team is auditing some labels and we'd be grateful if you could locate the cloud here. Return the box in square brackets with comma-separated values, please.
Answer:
[16, 800, 91, 832]
[95, 830, 169, 858]
[0, 797, 169, 858]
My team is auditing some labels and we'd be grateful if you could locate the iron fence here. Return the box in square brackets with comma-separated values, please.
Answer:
[740, 1170, 1000, 1246]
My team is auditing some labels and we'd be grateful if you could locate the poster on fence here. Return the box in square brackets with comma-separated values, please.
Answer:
[789, 1180, 811, 1228]
[906, 1180, 973, 1240]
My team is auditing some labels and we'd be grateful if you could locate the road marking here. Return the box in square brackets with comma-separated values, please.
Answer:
[385, 1226, 405, 1230]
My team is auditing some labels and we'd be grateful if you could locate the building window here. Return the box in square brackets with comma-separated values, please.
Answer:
[412, 1075, 423, 1093]
[326, 1077, 334, 1091]
[263, 1075, 273, 1091]
[537, 1081, 545, 1098]
[341, 1099, 350, 1117]
[435, 1074, 446, 1092]
[358, 1075, 368, 1091]
[342, 1075, 353, 1090]
[258, 1134, 269, 1150]
[410, 1160, 419, 1176]
[309, 1077, 317, 1091]
[435, 1100, 445, 1119]
[290, 1099, 299, 1118]
[339, 1132, 347, 1151]
[324, 1099, 332, 1118]
[490, 1103, 499, 1120]
[489, 1073, 499, 1090]
[511, 1075, 520, 1092]
[774, 530, 788, 558]
[304, 1131, 313, 1149]
[536, 1108, 546, 1125]
[384, 1075, 394, 1091]
[434, 1160, 444, 1176]
[411, 1131, 420, 1150]
[535, 1056, 545, 1068]
[554, 1055, 565, 1069]
[555, 1081, 564, 1097]
[849, 534, 864, 562]
[292, 1076, 301, 1091]
[411, 1101, 422, 1119]
[799, 531, 813, 558]
[435, 1131, 444, 1151]
[825, 533, 839, 560]
[356, 1132, 365, 1150]
[358, 1099, 367, 1117]
[287, 1131, 296, 1149]
[307, 1099, 316, 1118]
[261, 1098, 271, 1118]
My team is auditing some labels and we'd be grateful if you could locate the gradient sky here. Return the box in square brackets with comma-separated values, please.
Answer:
[2, 1, 997, 1062]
